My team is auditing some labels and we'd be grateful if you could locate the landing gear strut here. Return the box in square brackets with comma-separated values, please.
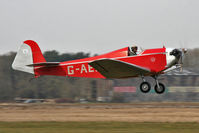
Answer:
[154, 83, 165, 94]
[152, 75, 166, 94]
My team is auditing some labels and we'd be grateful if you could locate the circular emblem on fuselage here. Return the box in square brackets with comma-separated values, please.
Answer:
[23, 49, 28, 54]
[150, 57, 156, 62]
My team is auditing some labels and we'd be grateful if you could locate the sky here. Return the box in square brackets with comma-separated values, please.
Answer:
[0, 0, 199, 55]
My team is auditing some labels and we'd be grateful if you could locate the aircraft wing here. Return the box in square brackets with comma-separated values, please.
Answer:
[89, 59, 150, 79]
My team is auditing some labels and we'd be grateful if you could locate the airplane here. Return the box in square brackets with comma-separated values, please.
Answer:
[12, 40, 187, 94]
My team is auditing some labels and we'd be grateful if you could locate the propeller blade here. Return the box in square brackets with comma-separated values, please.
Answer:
[178, 48, 187, 72]
[180, 65, 183, 72]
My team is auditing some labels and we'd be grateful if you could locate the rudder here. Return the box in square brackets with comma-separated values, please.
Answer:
[12, 40, 46, 74]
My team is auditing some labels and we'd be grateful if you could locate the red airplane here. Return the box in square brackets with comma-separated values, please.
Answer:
[12, 40, 187, 94]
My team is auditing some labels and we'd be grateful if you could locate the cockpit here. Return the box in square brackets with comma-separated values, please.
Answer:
[128, 46, 142, 56]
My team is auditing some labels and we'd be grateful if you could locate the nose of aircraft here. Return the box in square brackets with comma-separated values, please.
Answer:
[170, 48, 187, 60]
[169, 48, 187, 71]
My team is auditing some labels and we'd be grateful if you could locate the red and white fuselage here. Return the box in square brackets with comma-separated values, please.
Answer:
[12, 40, 187, 94]
[12, 40, 179, 79]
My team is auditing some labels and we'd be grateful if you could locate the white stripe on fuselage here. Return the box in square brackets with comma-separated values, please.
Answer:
[60, 52, 167, 66]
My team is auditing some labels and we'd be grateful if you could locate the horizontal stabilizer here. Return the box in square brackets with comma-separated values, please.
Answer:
[27, 62, 60, 67]
[89, 59, 150, 79]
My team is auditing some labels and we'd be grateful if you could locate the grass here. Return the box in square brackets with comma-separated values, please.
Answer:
[0, 122, 199, 133]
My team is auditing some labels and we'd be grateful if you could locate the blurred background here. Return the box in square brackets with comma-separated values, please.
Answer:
[0, 49, 198, 103]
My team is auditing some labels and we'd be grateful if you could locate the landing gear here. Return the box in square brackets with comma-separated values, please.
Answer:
[139, 75, 166, 94]
[153, 75, 166, 94]
[154, 83, 165, 94]
[139, 75, 151, 93]
[140, 82, 151, 93]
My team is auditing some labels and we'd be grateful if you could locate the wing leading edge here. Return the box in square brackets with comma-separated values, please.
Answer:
[89, 59, 151, 79]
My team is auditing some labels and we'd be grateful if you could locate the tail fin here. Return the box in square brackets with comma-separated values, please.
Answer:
[12, 40, 46, 74]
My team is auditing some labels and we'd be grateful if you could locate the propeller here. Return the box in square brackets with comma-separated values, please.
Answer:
[179, 48, 187, 72]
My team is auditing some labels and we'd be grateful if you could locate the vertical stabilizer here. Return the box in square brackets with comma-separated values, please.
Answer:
[12, 40, 46, 74]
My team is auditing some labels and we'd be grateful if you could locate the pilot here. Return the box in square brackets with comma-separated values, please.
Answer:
[129, 46, 138, 56]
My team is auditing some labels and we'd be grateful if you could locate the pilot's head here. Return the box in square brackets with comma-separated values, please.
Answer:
[131, 46, 138, 53]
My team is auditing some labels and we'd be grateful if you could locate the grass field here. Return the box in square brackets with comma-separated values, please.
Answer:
[0, 103, 199, 133]
[0, 122, 199, 133]
[1, 103, 199, 122]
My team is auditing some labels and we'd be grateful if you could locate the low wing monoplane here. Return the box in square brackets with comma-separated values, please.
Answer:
[12, 40, 187, 94]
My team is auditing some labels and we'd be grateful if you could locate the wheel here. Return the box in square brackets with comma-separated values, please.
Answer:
[140, 82, 151, 93]
[154, 83, 165, 94]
